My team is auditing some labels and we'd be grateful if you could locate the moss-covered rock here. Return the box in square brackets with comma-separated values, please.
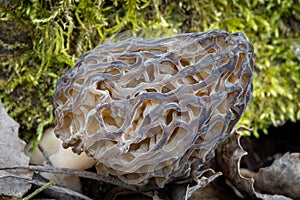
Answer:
[0, 0, 299, 141]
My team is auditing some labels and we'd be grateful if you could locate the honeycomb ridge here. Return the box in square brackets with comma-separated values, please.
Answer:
[53, 30, 254, 187]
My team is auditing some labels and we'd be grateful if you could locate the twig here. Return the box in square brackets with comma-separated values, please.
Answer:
[38, 144, 64, 186]
[38, 144, 53, 166]
[2, 175, 92, 200]
[1, 165, 139, 193]
[22, 180, 55, 200]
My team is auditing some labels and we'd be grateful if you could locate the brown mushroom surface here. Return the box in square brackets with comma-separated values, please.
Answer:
[53, 30, 254, 188]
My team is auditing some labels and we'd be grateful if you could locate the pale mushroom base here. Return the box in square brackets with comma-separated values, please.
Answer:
[26, 128, 96, 191]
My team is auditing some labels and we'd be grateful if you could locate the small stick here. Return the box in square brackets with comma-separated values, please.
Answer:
[1, 165, 141, 193]
[2, 175, 93, 200]
[38, 144, 64, 186]
[22, 180, 55, 200]
[38, 144, 53, 166]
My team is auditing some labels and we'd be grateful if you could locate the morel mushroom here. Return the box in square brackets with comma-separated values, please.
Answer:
[53, 30, 254, 188]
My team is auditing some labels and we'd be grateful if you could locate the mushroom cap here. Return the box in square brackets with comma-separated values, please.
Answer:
[53, 30, 254, 187]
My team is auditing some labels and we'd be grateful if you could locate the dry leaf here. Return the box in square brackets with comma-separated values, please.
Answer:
[254, 152, 300, 199]
[0, 103, 32, 199]
[216, 132, 293, 200]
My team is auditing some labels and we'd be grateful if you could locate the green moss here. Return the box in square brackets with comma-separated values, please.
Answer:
[0, 0, 299, 141]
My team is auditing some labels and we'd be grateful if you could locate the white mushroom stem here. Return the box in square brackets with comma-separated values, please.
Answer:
[26, 127, 96, 192]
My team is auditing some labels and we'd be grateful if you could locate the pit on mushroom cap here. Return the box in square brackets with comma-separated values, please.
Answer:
[53, 30, 254, 188]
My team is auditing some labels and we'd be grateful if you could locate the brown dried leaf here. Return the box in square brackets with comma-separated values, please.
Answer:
[254, 152, 300, 199]
[166, 169, 222, 200]
[184, 170, 222, 200]
[189, 181, 242, 200]
[216, 132, 293, 200]
[0, 103, 32, 199]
